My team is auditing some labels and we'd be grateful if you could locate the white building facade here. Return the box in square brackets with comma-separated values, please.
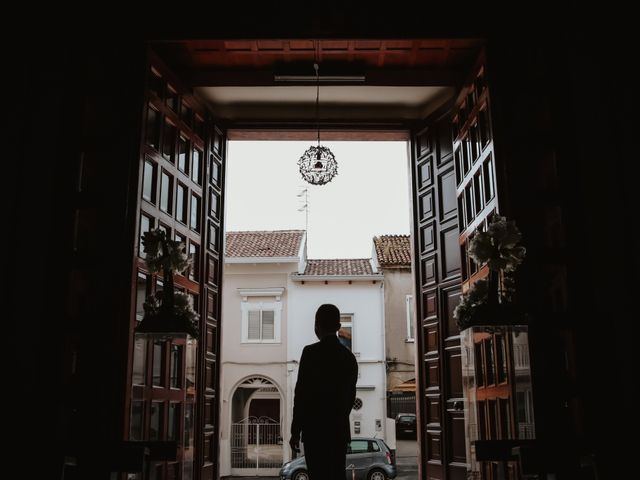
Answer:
[219, 230, 306, 477]
[220, 231, 389, 477]
[288, 259, 388, 444]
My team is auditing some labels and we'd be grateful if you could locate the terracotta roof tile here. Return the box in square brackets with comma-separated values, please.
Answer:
[304, 259, 375, 276]
[373, 235, 412, 267]
[225, 230, 305, 257]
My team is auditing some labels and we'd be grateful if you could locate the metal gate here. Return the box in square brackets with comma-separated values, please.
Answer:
[231, 416, 283, 470]
[387, 392, 417, 418]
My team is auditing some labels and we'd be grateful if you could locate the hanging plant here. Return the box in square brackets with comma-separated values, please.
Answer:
[467, 215, 526, 273]
[454, 215, 527, 330]
[136, 228, 200, 338]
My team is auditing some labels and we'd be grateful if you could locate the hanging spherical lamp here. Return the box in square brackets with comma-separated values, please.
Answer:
[298, 62, 338, 185]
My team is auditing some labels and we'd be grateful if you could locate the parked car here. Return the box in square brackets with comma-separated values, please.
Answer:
[395, 413, 417, 439]
[279, 437, 396, 480]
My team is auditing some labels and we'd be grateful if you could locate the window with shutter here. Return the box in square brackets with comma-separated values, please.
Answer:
[406, 295, 415, 341]
[261, 310, 275, 340]
[241, 301, 282, 343]
[248, 310, 261, 340]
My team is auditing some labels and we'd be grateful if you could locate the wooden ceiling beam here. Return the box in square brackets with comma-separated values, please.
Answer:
[227, 125, 410, 141]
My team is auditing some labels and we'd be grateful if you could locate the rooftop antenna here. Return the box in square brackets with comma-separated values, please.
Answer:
[297, 186, 309, 233]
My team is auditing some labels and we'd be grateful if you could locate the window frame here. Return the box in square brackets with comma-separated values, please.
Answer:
[406, 294, 415, 342]
[240, 300, 282, 344]
[339, 313, 355, 352]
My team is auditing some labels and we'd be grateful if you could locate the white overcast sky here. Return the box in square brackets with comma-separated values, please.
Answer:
[225, 141, 412, 259]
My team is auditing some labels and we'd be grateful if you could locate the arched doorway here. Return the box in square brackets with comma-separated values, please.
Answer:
[230, 376, 283, 476]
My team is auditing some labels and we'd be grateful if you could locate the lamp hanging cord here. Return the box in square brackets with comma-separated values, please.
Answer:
[314, 62, 320, 147]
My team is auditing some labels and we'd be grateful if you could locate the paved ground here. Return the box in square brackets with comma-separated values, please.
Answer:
[394, 439, 419, 480]
[221, 440, 419, 479]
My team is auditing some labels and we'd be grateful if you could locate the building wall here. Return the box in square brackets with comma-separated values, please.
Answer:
[219, 261, 296, 475]
[382, 268, 416, 390]
[287, 279, 387, 442]
[221, 262, 295, 364]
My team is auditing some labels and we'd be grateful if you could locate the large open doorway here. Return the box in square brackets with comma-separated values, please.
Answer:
[220, 138, 416, 478]
[126, 38, 509, 480]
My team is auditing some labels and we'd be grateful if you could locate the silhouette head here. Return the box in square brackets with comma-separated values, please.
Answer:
[315, 304, 341, 339]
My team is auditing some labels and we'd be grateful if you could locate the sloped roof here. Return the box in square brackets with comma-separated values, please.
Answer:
[225, 230, 304, 258]
[303, 259, 374, 276]
[390, 378, 416, 392]
[373, 235, 412, 267]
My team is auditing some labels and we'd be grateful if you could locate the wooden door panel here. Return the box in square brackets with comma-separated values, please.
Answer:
[453, 51, 508, 479]
[419, 188, 436, 221]
[426, 394, 442, 427]
[418, 157, 435, 188]
[128, 50, 225, 480]
[413, 52, 500, 480]
[417, 127, 435, 156]
[425, 359, 440, 390]
[446, 351, 463, 398]
[412, 109, 463, 480]
[448, 412, 467, 464]
[454, 61, 498, 249]
[421, 222, 437, 253]
[424, 287, 438, 312]
[422, 255, 438, 287]
[426, 432, 443, 463]
[442, 285, 462, 339]
[200, 123, 225, 480]
[437, 129, 454, 163]
[425, 324, 439, 356]
[441, 224, 462, 280]
[438, 168, 458, 221]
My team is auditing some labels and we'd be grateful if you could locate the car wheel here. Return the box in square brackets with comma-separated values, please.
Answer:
[293, 470, 309, 480]
[368, 468, 387, 480]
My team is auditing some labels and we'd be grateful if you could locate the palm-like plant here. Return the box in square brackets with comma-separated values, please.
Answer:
[136, 228, 200, 338]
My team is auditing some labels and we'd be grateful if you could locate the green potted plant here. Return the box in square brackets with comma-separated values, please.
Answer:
[136, 228, 200, 338]
[454, 214, 527, 330]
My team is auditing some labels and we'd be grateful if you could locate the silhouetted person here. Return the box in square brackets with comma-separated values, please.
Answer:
[290, 304, 358, 480]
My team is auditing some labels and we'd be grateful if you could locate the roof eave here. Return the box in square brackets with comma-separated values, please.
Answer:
[291, 273, 384, 282]
[226, 256, 301, 264]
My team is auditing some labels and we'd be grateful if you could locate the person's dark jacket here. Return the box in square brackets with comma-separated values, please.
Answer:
[291, 335, 358, 445]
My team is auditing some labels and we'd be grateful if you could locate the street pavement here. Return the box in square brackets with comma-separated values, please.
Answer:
[394, 439, 419, 480]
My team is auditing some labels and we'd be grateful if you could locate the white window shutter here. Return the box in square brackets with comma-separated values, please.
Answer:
[262, 310, 275, 340]
[248, 310, 261, 340]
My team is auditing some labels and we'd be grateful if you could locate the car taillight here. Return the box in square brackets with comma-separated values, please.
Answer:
[385, 451, 392, 464]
